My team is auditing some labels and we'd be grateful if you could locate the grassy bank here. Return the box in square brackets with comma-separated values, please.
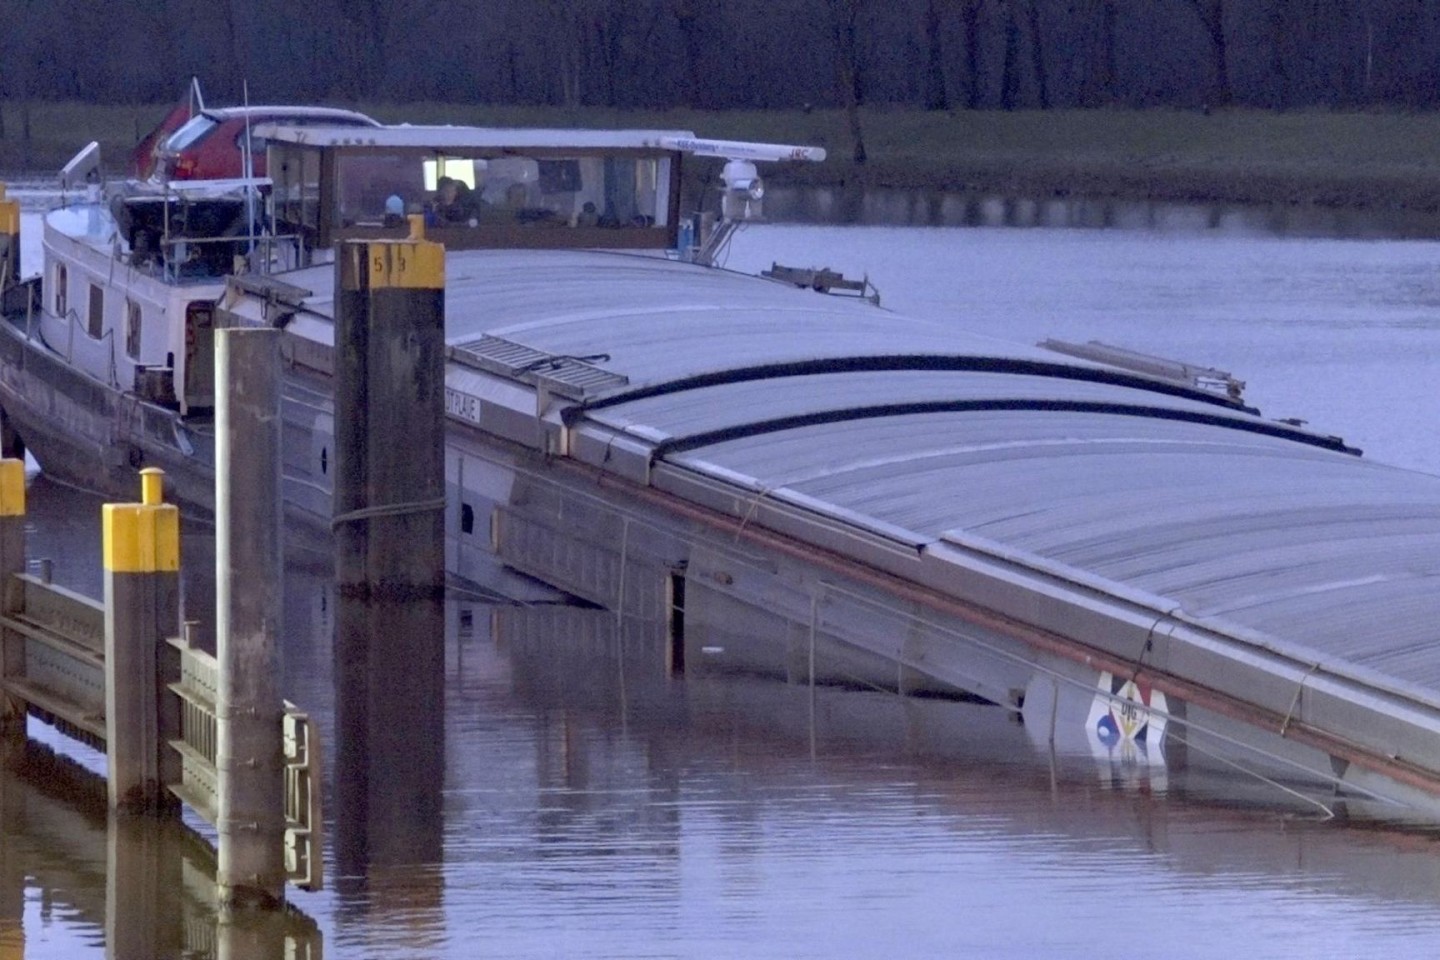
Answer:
[5, 100, 1440, 210]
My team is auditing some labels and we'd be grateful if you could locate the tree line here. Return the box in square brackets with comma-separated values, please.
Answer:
[3, 0, 1440, 115]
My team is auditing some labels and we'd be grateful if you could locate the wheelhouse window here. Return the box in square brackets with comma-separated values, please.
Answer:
[271, 143, 322, 243]
[165, 115, 219, 152]
[325, 148, 676, 251]
[87, 284, 103, 340]
[54, 263, 67, 316]
[125, 299, 142, 359]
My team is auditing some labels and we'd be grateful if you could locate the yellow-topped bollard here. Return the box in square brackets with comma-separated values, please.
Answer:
[139, 465, 164, 507]
[0, 458, 24, 518]
[103, 468, 181, 813]
[102, 468, 179, 573]
[0, 182, 18, 294]
[0, 457, 24, 736]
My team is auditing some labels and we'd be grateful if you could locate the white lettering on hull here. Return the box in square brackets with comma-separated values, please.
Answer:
[445, 388, 483, 425]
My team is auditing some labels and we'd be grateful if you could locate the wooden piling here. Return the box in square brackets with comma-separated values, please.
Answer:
[0, 184, 17, 294]
[0, 459, 25, 738]
[332, 233, 447, 877]
[332, 235, 447, 601]
[214, 327, 285, 910]
[102, 468, 181, 814]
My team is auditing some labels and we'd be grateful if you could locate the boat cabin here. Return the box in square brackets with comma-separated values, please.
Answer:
[256, 125, 693, 256]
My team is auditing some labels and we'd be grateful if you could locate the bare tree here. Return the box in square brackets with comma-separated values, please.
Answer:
[672, 0, 710, 108]
[924, 0, 949, 110]
[1000, 0, 1022, 109]
[962, 0, 983, 108]
[1180, 0, 1232, 105]
[826, 0, 869, 163]
[1027, 0, 1049, 107]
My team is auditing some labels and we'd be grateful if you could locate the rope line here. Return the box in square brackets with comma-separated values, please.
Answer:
[331, 496, 446, 530]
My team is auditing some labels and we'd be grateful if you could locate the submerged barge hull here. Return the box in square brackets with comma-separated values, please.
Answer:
[454, 426, 1440, 819]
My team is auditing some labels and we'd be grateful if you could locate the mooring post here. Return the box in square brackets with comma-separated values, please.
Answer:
[333, 229, 447, 600]
[214, 326, 285, 910]
[332, 230, 447, 876]
[0, 184, 17, 294]
[102, 468, 181, 813]
[0, 459, 25, 737]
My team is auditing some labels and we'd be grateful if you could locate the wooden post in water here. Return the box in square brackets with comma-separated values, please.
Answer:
[214, 326, 285, 909]
[102, 468, 181, 814]
[333, 229, 447, 602]
[0, 187, 20, 463]
[332, 229, 447, 877]
[0, 459, 25, 740]
[0, 184, 17, 294]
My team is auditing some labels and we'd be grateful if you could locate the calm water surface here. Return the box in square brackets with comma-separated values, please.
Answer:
[11, 213, 1440, 958]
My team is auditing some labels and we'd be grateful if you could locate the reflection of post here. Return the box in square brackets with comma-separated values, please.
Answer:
[106, 812, 182, 960]
[215, 327, 285, 909]
[102, 468, 180, 813]
[0, 459, 25, 740]
[0, 736, 24, 960]
[216, 908, 292, 960]
[332, 236, 447, 897]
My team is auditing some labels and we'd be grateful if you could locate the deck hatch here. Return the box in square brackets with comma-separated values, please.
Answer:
[449, 334, 629, 400]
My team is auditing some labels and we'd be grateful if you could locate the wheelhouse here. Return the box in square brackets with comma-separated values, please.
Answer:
[259, 125, 691, 254]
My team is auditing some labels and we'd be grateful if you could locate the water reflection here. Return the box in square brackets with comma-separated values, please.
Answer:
[332, 584, 446, 947]
[12, 231, 1440, 954]
[0, 729, 322, 959]
[764, 184, 1440, 240]
[13, 480, 1440, 956]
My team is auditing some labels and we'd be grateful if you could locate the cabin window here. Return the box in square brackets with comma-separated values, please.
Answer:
[87, 284, 103, 340]
[460, 502, 475, 535]
[272, 144, 322, 242]
[54, 264, 67, 316]
[125, 299, 142, 359]
[331, 150, 674, 249]
[183, 301, 215, 411]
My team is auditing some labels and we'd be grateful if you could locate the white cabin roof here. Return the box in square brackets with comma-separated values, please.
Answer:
[252, 124, 698, 151]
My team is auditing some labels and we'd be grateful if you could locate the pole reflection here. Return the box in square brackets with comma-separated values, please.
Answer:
[332, 588, 445, 939]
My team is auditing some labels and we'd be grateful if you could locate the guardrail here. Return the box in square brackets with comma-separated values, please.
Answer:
[0, 461, 322, 900]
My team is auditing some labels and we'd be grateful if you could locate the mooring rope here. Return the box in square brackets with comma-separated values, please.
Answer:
[330, 496, 447, 530]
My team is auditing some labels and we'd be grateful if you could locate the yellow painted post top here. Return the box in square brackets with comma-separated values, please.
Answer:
[140, 466, 164, 506]
[0, 458, 23, 517]
[0, 196, 16, 236]
[407, 214, 426, 241]
[104, 469, 178, 572]
[343, 238, 445, 291]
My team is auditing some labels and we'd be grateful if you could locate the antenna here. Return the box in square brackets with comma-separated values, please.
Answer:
[242, 80, 256, 264]
[189, 75, 205, 117]
[657, 136, 827, 164]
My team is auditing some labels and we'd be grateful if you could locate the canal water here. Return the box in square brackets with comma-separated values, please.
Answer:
[11, 207, 1440, 958]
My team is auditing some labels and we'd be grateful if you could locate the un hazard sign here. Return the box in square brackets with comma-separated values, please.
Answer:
[1087, 672, 1168, 747]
